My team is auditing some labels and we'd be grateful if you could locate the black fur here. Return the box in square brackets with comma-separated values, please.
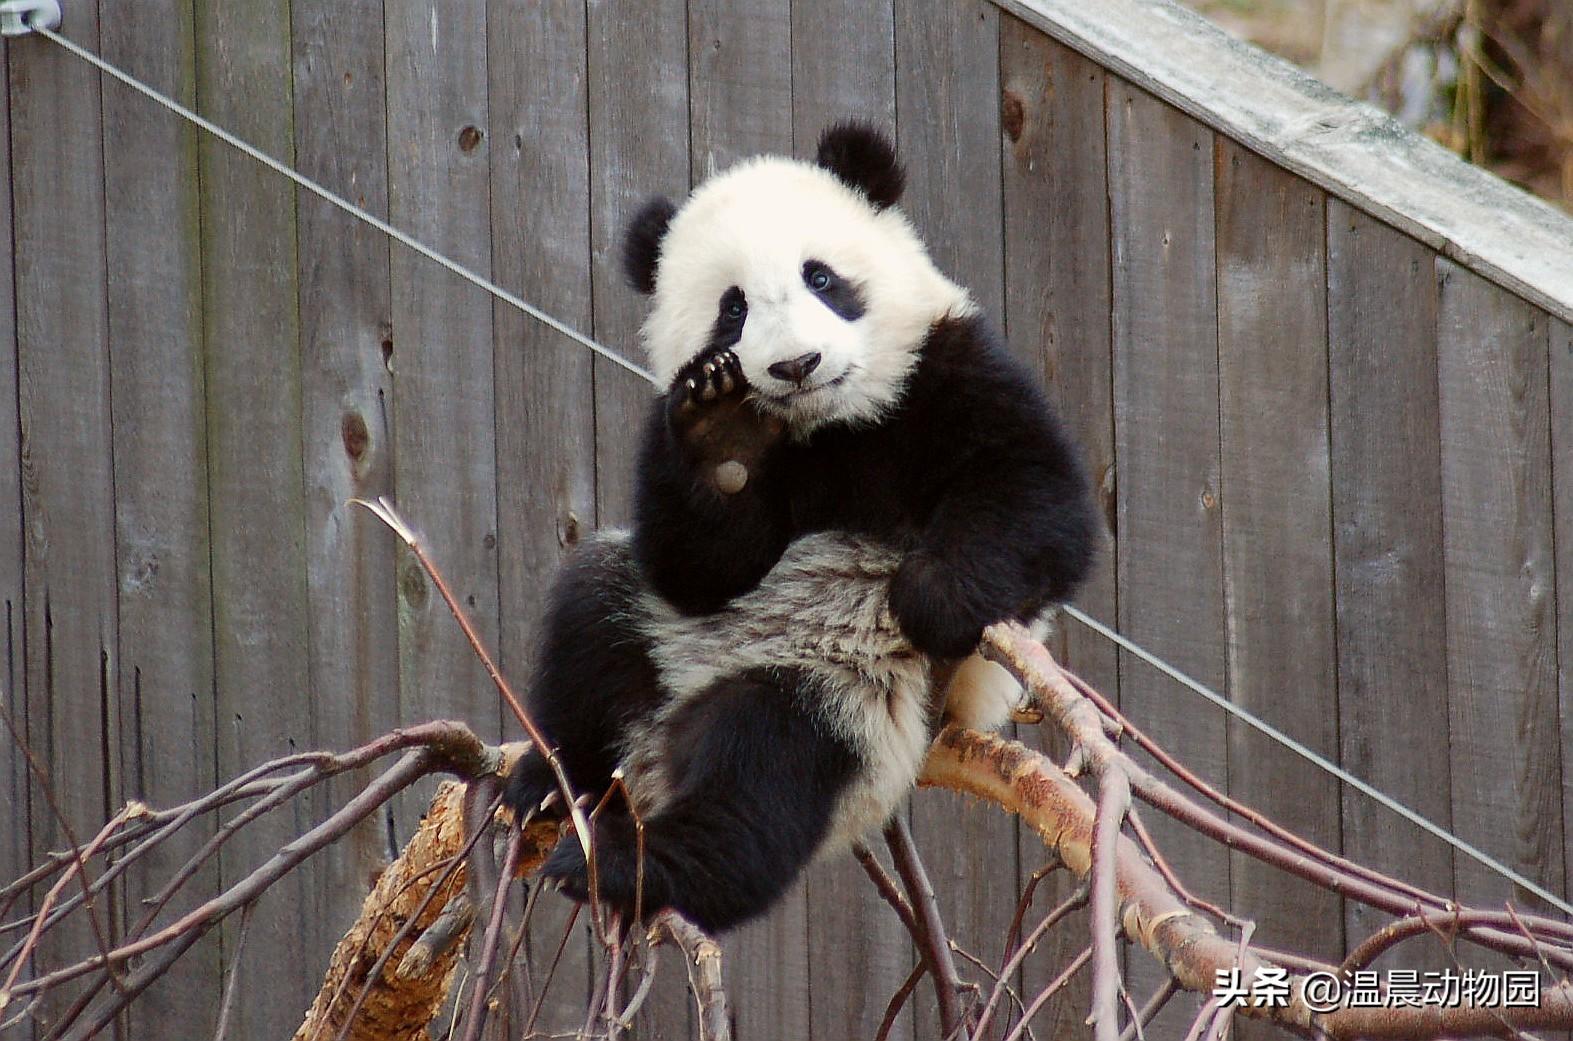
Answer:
[622, 196, 678, 294]
[502, 544, 861, 934]
[634, 312, 1100, 657]
[802, 259, 866, 321]
[815, 122, 905, 209]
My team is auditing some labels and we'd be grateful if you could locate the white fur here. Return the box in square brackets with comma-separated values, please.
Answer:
[603, 530, 1019, 854]
[641, 157, 974, 434]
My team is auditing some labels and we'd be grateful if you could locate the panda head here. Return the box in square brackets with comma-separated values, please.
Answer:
[623, 122, 974, 433]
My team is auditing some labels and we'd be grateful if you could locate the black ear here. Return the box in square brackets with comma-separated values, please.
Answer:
[815, 122, 904, 209]
[622, 196, 678, 294]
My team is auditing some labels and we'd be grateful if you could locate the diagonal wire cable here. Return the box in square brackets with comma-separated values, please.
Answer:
[1065, 604, 1573, 916]
[29, 24, 657, 387]
[25, 22, 1573, 918]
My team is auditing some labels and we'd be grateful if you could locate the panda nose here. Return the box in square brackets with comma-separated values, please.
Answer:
[767, 351, 822, 385]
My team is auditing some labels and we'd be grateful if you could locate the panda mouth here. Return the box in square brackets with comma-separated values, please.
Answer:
[762, 369, 852, 404]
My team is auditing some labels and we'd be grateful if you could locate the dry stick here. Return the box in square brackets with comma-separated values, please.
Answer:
[459, 827, 525, 1041]
[211, 902, 254, 1041]
[1002, 945, 1092, 1041]
[1001, 860, 1062, 967]
[1089, 769, 1131, 1041]
[875, 962, 927, 1041]
[0, 700, 123, 993]
[922, 726, 1573, 1039]
[523, 903, 582, 1037]
[972, 884, 1089, 1039]
[1116, 978, 1178, 1041]
[609, 935, 660, 1032]
[351, 497, 594, 863]
[13, 748, 435, 1000]
[323, 788, 507, 1041]
[885, 815, 969, 1039]
[661, 913, 730, 1041]
[852, 840, 920, 937]
[983, 625, 1573, 972]
[949, 945, 1033, 1031]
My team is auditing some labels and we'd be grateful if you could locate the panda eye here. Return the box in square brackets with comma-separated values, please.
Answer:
[806, 265, 833, 293]
[719, 287, 747, 322]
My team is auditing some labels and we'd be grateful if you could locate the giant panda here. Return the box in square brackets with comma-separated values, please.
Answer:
[502, 123, 1099, 934]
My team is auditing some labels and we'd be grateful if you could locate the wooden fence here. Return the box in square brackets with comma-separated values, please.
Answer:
[4, 0, 1573, 1037]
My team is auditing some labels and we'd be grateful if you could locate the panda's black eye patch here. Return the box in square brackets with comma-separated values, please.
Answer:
[708, 286, 748, 351]
[802, 260, 865, 322]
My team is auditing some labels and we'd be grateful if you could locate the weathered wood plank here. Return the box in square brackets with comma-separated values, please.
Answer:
[999, 20, 1112, 1037]
[896, 4, 1018, 1036]
[987, 0, 1573, 326]
[385, 0, 499, 732]
[1326, 201, 1453, 965]
[689, 0, 792, 179]
[1554, 318, 1573, 904]
[790, 0, 896, 156]
[1107, 80, 1228, 1033]
[682, 2, 810, 1034]
[586, 2, 691, 1035]
[488, 0, 597, 1029]
[0, 40, 28, 932]
[100, 0, 218, 1030]
[291, 0, 401, 1001]
[586, 0, 687, 529]
[1214, 144, 1343, 987]
[10, 13, 119, 1034]
[1436, 264, 1563, 915]
[195, 0, 312, 1033]
[788, 5, 911, 1038]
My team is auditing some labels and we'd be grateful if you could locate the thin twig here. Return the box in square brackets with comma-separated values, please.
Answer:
[211, 902, 255, 1041]
[973, 884, 1089, 1039]
[1089, 768, 1131, 1041]
[1116, 978, 1177, 1041]
[875, 962, 927, 1041]
[1001, 945, 1091, 1041]
[885, 815, 969, 1039]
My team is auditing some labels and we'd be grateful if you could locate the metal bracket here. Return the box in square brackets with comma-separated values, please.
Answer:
[1, 0, 61, 37]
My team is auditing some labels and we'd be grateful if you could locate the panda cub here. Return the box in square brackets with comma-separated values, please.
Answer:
[503, 123, 1099, 934]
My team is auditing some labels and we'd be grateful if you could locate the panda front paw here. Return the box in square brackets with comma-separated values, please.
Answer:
[538, 835, 592, 903]
[665, 350, 784, 481]
[889, 552, 993, 659]
[669, 350, 745, 423]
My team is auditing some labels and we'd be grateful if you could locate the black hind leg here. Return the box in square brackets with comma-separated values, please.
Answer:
[536, 667, 861, 933]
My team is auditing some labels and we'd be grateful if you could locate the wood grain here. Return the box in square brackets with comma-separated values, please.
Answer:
[896, 3, 1019, 1036]
[1214, 142, 1343, 1001]
[488, 0, 598, 1029]
[195, 0, 312, 1032]
[1326, 201, 1453, 967]
[790, 0, 897, 156]
[291, 0, 402, 1006]
[100, 0, 219, 1031]
[999, 20, 1112, 1038]
[1107, 79, 1228, 1035]
[1436, 263, 1563, 915]
[1553, 317, 1573, 905]
[10, 10, 119, 1034]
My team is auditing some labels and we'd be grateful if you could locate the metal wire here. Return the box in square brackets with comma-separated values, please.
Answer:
[29, 23, 1573, 917]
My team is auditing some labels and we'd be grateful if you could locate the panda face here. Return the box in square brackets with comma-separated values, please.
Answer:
[632, 151, 974, 434]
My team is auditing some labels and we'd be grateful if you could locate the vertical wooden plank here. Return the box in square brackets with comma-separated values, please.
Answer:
[385, 0, 499, 728]
[100, 0, 218, 1031]
[292, 0, 400, 991]
[0, 43, 29, 936]
[1107, 80, 1227, 1033]
[896, 4, 1016, 1037]
[1436, 265, 1562, 913]
[1553, 318, 1573, 904]
[195, 0, 311, 1033]
[789, 4, 908, 1038]
[0, 48, 33, 1041]
[488, 0, 597, 1030]
[1326, 200, 1453, 965]
[790, 0, 895, 156]
[683, 3, 807, 1035]
[586, 3, 690, 1036]
[689, 0, 792, 178]
[1214, 144, 1343, 984]
[10, 11, 119, 1034]
[587, 0, 687, 528]
[999, 21, 1112, 1039]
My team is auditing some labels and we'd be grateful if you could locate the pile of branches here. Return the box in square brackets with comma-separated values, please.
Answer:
[3, 506, 1572, 1040]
